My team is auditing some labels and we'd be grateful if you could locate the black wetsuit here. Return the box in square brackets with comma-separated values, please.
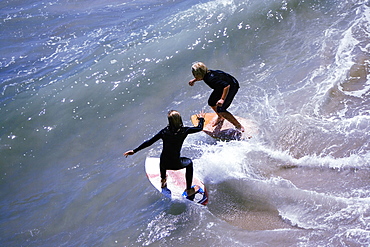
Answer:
[133, 118, 204, 187]
[203, 70, 240, 112]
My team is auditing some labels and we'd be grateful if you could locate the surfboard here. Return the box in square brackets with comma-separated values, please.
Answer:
[145, 157, 208, 205]
[191, 112, 258, 141]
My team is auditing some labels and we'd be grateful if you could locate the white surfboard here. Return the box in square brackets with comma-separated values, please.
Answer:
[145, 157, 208, 205]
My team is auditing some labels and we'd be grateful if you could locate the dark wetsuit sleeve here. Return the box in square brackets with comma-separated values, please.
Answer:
[185, 117, 204, 134]
[133, 130, 162, 153]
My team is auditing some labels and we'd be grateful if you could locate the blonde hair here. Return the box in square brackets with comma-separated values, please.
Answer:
[191, 62, 208, 79]
[167, 110, 183, 131]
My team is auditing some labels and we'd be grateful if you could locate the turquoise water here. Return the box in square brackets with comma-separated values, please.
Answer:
[1, 0, 370, 246]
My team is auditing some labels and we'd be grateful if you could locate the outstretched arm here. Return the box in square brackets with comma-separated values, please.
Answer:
[123, 131, 162, 158]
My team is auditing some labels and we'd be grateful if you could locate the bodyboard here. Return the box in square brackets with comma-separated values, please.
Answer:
[145, 157, 208, 205]
[191, 112, 258, 141]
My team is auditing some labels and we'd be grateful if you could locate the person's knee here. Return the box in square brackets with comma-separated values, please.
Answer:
[181, 157, 193, 167]
[217, 109, 228, 116]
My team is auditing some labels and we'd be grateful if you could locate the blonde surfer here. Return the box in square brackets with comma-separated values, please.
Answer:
[189, 62, 244, 132]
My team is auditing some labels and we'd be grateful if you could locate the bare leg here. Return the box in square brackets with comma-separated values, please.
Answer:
[218, 111, 245, 132]
[210, 106, 225, 127]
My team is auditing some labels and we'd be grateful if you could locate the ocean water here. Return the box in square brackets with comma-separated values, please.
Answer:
[1, 0, 370, 246]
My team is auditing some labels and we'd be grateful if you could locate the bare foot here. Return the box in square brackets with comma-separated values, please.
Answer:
[212, 117, 224, 127]
[236, 124, 245, 132]
[185, 185, 200, 196]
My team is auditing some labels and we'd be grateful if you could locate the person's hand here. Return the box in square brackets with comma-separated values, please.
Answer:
[196, 110, 205, 119]
[124, 150, 134, 157]
[216, 99, 224, 106]
[189, 77, 202, 86]
[188, 78, 196, 86]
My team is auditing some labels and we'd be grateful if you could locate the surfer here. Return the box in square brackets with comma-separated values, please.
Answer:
[189, 62, 244, 132]
[124, 110, 205, 198]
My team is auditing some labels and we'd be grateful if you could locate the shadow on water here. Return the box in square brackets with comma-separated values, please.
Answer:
[207, 179, 295, 231]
